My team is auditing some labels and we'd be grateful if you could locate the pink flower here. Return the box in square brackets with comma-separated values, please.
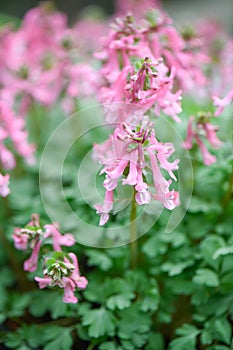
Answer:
[67, 253, 88, 290]
[24, 240, 42, 272]
[98, 55, 182, 123]
[213, 88, 233, 116]
[0, 173, 10, 197]
[0, 100, 34, 168]
[62, 279, 77, 303]
[195, 137, 217, 165]
[94, 119, 180, 224]
[135, 169, 151, 205]
[35, 252, 88, 304]
[34, 276, 52, 289]
[203, 123, 222, 148]
[94, 190, 114, 226]
[44, 224, 75, 251]
[183, 116, 195, 149]
[12, 228, 28, 250]
[12, 214, 42, 251]
[163, 190, 180, 210]
[183, 114, 221, 165]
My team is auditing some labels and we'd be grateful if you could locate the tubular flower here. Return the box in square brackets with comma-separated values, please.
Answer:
[44, 223, 75, 251]
[0, 100, 35, 169]
[35, 252, 88, 304]
[213, 87, 233, 116]
[183, 113, 222, 165]
[12, 214, 75, 272]
[12, 214, 42, 251]
[97, 9, 208, 120]
[93, 117, 180, 225]
[99, 56, 182, 124]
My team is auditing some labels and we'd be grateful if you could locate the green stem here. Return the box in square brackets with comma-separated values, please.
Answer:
[130, 192, 137, 269]
[222, 164, 233, 208]
[86, 343, 95, 350]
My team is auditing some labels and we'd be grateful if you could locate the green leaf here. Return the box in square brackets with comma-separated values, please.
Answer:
[99, 342, 117, 350]
[29, 291, 67, 319]
[0, 267, 15, 287]
[213, 246, 233, 260]
[117, 304, 152, 340]
[19, 324, 44, 348]
[82, 307, 116, 338]
[131, 333, 148, 348]
[161, 260, 194, 276]
[214, 318, 232, 345]
[140, 287, 160, 312]
[161, 232, 187, 248]
[201, 330, 213, 345]
[200, 236, 225, 269]
[146, 332, 165, 350]
[4, 333, 22, 348]
[221, 255, 233, 275]
[220, 272, 233, 293]
[193, 268, 219, 287]
[142, 233, 167, 258]
[165, 277, 194, 295]
[43, 327, 73, 350]
[87, 250, 113, 271]
[106, 292, 135, 310]
[168, 324, 200, 350]
[121, 340, 135, 350]
[8, 293, 31, 317]
[206, 346, 230, 350]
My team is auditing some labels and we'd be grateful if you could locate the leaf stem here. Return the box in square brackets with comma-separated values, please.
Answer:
[86, 342, 95, 350]
[222, 163, 233, 208]
[130, 192, 137, 269]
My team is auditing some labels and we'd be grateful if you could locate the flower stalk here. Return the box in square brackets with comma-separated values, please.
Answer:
[130, 191, 138, 269]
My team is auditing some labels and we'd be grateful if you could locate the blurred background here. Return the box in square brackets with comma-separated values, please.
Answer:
[0, 0, 232, 33]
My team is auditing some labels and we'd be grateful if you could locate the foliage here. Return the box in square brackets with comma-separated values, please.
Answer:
[0, 1, 232, 350]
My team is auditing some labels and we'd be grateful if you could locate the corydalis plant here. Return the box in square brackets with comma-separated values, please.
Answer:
[94, 118, 179, 225]
[12, 214, 87, 303]
[99, 56, 182, 123]
[97, 9, 208, 103]
[35, 252, 88, 304]
[13, 214, 75, 272]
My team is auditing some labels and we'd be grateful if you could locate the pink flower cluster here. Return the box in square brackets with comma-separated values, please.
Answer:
[12, 214, 87, 303]
[35, 253, 88, 304]
[183, 113, 222, 165]
[0, 99, 34, 197]
[99, 56, 182, 123]
[0, 4, 102, 197]
[0, 5, 98, 113]
[197, 19, 233, 96]
[96, 10, 208, 104]
[94, 118, 179, 225]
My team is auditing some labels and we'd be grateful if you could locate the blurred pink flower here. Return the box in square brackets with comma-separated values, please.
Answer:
[213, 88, 233, 116]
[183, 114, 222, 165]
[24, 240, 42, 272]
[44, 224, 75, 251]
